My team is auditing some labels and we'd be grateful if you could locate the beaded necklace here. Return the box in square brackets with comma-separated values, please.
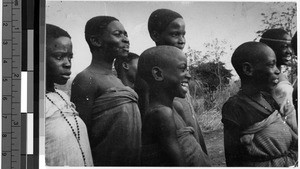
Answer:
[241, 90, 275, 114]
[45, 91, 87, 166]
[241, 90, 288, 123]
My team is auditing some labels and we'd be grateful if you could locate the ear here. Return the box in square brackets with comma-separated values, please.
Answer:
[89, 36, 102, 47]
[122, 62, 129, 70]
[150, 31, 161, 43]
[242, 62, 253, 76]
[152, 66, 164, 81]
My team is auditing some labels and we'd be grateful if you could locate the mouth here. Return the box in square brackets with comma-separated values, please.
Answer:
[284, 55, 292, 61]
[61, 73, 71, 79]
[177, 44, 185, 50]
[272, 78, 279, 85]
[122, 46, 129, 52]
[181, 82, 189, 92]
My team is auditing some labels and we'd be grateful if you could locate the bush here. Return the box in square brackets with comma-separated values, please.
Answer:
[191, 80, 240, 132]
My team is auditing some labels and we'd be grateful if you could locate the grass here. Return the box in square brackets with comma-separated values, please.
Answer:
[191, 80, 240, 132]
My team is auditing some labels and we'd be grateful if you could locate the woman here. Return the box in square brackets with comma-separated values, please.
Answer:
[45, 24, 93, 166]
[71, 16, 141, 166]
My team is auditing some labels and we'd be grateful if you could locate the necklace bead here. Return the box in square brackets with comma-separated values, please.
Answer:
[241, 90, 275, 114]
[46, 91, 87, 166]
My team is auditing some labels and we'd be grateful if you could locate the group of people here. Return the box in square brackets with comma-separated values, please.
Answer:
[45, 8, 298, 167]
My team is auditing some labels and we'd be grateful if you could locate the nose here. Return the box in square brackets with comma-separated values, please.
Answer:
[287, 46, 293, 54]
[122, 35, 129, 44]
[186, 70, 191, 80]
[274, 66, 280, 75]
[63, 57, 71, 68]
[178, 35, 185, 44]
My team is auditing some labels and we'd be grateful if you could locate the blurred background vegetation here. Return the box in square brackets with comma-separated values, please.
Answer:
[186, 2, 297, 132]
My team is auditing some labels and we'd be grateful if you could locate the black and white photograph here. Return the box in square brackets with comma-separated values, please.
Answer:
[43, 0, 297, 167]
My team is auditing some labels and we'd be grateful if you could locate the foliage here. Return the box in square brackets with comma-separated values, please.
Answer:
[255, 2, 297, 39]
[255, 2, 297, 83]
[189, 62, 232, 92]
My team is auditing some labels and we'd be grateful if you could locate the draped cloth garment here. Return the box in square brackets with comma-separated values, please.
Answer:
[240, 110, 297, 166]
[91, 86, 141, 166]
[222, 91, 297, 167]
[45, 90, 93, 166]
[174, 90, 208, 155]
[141, 105, 211, 166]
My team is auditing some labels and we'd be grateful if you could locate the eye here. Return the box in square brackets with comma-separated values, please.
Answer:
[267, 62, 276, 68]
[171, 32, 179, 37]
[179, 65, 188, 72]
[54, 54, 62, 60]
[67, 54, 73, 60]
[113, 31, 122, 37]
[124, 31, 128, 37]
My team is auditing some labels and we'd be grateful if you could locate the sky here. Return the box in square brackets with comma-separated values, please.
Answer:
[45, 0, 297, 78]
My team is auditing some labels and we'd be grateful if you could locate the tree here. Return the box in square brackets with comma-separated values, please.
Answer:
[255, 2, 296, 39]
[190, 61, 232, 92]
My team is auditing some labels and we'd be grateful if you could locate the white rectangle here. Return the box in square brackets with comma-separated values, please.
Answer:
[27, 113, 34, 154]
[21, 72, 27, 113]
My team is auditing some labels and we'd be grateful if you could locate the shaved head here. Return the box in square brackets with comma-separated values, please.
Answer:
[138, 45, 185, 83]
[231, 42, 275, 79]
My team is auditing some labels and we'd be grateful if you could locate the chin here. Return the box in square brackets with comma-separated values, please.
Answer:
[56, 79, 68, 85]
[177, 92, 187, 98]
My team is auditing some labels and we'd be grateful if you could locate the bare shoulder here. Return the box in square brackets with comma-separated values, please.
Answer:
[146, 106, 174, 125]
[71, 68, 98, 100]
[72, 69, 95, 87]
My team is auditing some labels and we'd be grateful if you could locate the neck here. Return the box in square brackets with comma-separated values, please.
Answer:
[119, 75, 134, 89]
[46, 81, 55, 93]
[149, 88, 174, 108]
[240, 83, 261, 99]
[90, 52, 114, 73]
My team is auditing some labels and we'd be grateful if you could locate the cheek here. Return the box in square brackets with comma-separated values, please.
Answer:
[46, 59, 60, 74]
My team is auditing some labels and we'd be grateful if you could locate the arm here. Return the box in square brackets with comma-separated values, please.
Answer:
[153, 107, 187, 166]
[223, 119, 243, 166]
[222, 103, 244, 166]
[71, 73, 97, 131]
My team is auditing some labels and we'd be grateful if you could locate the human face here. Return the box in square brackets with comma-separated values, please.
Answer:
[252, 47, 280, 93]
[101, 21, 130, 59]
[46, 36, 73, 85]
[163, 50, 191, 98]
[273, 33, 293, 66]
[157, 18, 186, 50]
[127, 58, 139, 83]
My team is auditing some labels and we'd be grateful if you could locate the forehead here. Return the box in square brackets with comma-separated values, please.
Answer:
[255, 46, 276, 63]
[47, 36, 72, 51]
[106, 20, 125, 32]
[273, 34, 292, 45]
[165, 18, 185, 30]
[164, 50, 186, 65]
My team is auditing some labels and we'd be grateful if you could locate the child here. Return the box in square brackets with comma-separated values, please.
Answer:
[136, 8, 208, 154]
[222, 42, 297, 166]
[139, 46, 211, 166]
[260, 29, 297, 132]
[45, 24, 93, 166]
[71, 16, 141, 166]
[114, 52, 139, 89]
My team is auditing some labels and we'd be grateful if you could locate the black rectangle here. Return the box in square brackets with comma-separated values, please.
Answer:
[21, 114, 27, 154]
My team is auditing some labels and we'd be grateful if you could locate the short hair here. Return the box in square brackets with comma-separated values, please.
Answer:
[85, 16, 118, 52]
[259, 28, 290, 48]
[114, 52, 139, 76]
[46, 24, 71, 43]
[138, 45, 182, 84]
[231, 42, 273, 80]
[148, 9, 183, 35]
[292, 32, 297, 55]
